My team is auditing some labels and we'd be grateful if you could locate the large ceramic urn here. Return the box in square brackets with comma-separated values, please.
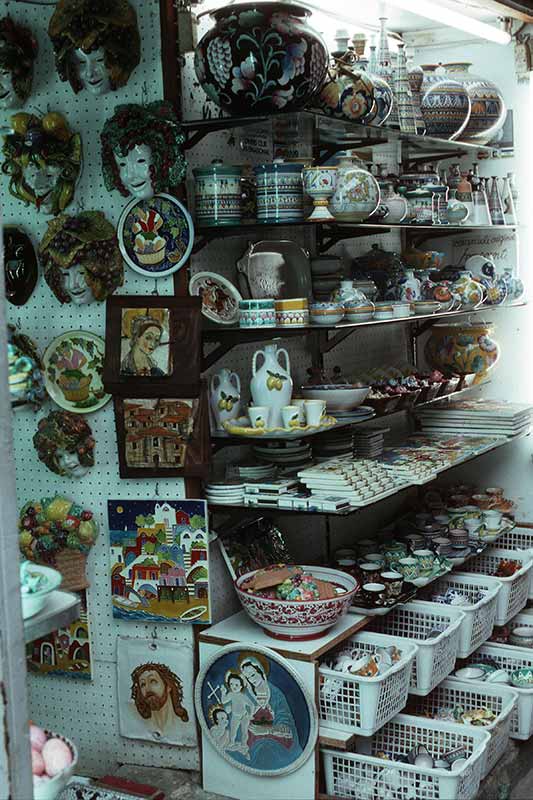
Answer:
[419, 64, 471, 140]
[425, 323, 500, 379]
[250, 342, 293, 428]
[194, 2, 328, 115]
[442, 63, 507, 145]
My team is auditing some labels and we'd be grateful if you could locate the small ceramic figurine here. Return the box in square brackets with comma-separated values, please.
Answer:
[0, 17, 38, 109]
[2, 111, 82, 215]
[33, 410, 95, 477]
[40, 211, 123, 304]
[7, 325, 46, 410]
[4, 226, 38, 306]
[101, 102, 187, 199]
[48, 0, 140, 95]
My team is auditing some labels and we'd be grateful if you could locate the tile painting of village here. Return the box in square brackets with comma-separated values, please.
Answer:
[108, 500, 210, 624]
[26, 591, 92, 680]
[123, 399, 196, 469]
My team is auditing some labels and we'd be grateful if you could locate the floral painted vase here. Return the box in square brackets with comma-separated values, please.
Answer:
[209, 368, 241, 430]
[425, 323, 500, 378]
[398, 269, 421, 302]
[452, 270, 485, 310]
[317, 56, 375, 123]
[194, 2, 328, 115]
[330, 153, 381, 222]
[250, 342, 293, 428]
[442, 63, 507, 145]
[419, 64, 471, 140]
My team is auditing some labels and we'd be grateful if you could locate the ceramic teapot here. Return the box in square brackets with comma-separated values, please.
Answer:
[209, 369, 241, 431]
[250, 342, 293, 428]
[452, 270, 485, 310]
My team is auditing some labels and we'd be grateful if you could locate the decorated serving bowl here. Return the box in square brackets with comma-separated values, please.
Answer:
[300, 384, 370, 411]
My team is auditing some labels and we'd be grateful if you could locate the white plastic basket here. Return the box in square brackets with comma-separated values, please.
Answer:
[369, 601, 465, 695]
[322, 714, 490, 800]
[464, 643, 533, 740]
[460, 547, 532, 625]
[418, 573, 501, 658]
[319, 631, 418, 737]
[407, 678, 517, 778]
[496, 525, 533, 599]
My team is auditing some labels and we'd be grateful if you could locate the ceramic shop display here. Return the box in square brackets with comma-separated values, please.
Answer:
[101, 102, 187, 200]
[250, 342, 293, 428]
[2, 111, 82, 215]
[40, 211, 123, 304]
[238, 299, 276, 328]
[404, 187, 434, 225]
[4, 226, 38, 306]
[189, 271, 242, 325]
[43, 330, 110, 414]
[48, 0, 140, 95]
[194, 1, 328, 115]
[8, 326, 45, 410]
[451, 271, 485, 309]
[316, 40, 376, 124]
[425, 322, 501, 378]
[33, 410, 95, 478]
[236, 240, 312, 300]
[443, 62, 507, 144]
[210, 369, 241, 431]
[193, 161, 242, 226]
[419, 64, 471, 140]
[302, 166, 337, 221]
[117, 194, 194, 279]
[0, 16, 37, 109]
[330, 152, 381, 222]
[254, 160, 305, 223]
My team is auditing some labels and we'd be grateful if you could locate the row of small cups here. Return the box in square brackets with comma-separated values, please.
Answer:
[239, 298, 309, 329]
[248, 399, 326, 430]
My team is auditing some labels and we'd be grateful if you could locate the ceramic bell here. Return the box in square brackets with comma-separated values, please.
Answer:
[250, 342, 293, 428]
[48, 0, 140, 95]
[209, 369, 241, 431]
[4, 226, 38, 306]
[33, 410, 95, 477]
[101, 102, 187, 199]
[40, 211, 124, 304]
[0, 16, 38, 109]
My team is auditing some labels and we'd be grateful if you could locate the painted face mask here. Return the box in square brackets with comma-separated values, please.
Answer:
[33, 410, 95, 477]
[115, 144, 154, 200]
[0, 64, 16, 108]
[22, 162, 62, 214]
[0, 17, 38, 108]
[4, 226, 38, 306]
[60, 263, 93, 305]
[74, 47, 111, 95]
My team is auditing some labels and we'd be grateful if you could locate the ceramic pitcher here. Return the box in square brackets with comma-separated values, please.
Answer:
[209, 368, 241, 431]
[250, 342, 293, 428]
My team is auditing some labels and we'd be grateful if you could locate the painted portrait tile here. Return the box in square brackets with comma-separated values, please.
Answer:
[120, 307, 170, 378]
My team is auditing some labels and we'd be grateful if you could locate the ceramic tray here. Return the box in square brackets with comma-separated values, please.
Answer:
[348, 586, 417, 616]
[219, 416, 339, 439]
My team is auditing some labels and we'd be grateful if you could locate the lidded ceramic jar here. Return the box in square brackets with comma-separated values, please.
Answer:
[193, 161, 242, 226]
[442, 62, 507, 145]
[194, 2, 328, 115]
[425, 322, 500, 378]
[254, 159, 305, 223]
[330, 152, 380, 222]
[420, 64, 471, 140]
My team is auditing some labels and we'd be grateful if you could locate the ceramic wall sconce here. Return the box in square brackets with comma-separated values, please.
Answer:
[48, 0, 140, 95]
[101, 102, 187, 199]
[4, 226, 38, 306]
[40, 211, 124, 304]
[33, 410, 95, 478]
[0, 16, 38, 109]
[2, 111, 82, 215]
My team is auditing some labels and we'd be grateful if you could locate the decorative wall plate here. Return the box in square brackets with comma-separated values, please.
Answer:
[117, 193, 194, 279]
[43, 331, 110, 413]
[195, 643, 317, 777]
[189, 271, 242, 325]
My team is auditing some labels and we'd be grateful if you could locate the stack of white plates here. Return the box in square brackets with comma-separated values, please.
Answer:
[204, 479, 245, 505]
[312, 428, 354, 460]
[237, 462, 276, 480]
[332, 405, 375, 423]
[252, 440, 313, 474]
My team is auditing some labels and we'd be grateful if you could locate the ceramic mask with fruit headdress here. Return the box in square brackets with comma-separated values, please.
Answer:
[33, 410, 95, 478]
[0, 16, 38, 109]
[2, 111, 82, 215]
[40, 211, 124, 304]
[101, 102, 187, 199]
[48, 0, 140, 95]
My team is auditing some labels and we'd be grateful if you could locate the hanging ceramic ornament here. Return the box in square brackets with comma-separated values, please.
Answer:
[488, 176, 506, 225]
[0, 16, 38, 108]
[101, 103, 187, 200]
[394, 44, 417, 135]
[2, 112, 82, 215]
[48, 0, 140, 95]
[40, 211, 124, 304]
[33, 410, 95, 478]
[4, 226, 38, 306]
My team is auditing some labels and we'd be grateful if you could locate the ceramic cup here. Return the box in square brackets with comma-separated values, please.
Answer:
[365, 553, 386, 568]
[358, 562, 383, 584]
[404, 533, 426, 551]
[380, 570, 404, 598]
[482, 509, 503, 530]
[392, 557, 419, 582]
[449, 528, 469, 548]
[304, 399, 326, 427]
[432, 537, 453, 557]
[358, 538, 379, 554]
[413, 549, 435, 576]
[486, 487, 504, 498]
[335, 548, 357, 561]
[248, 406, 270, 429]
[464, 518, 483, 536]
[472, 494, 492, 509]
[336, 558, 358, 577]
[434, 514, 451, 529]
[362, 582, 387, 606]
[292, 397, 306, 423]
[281, 405, 301, 430]
[382, 542, 408, 562]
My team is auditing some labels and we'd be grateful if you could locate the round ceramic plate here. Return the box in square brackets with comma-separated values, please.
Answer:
[43, 330, 111, 414]
[189, 271, 242, 325]
[117, 193, 194, 279]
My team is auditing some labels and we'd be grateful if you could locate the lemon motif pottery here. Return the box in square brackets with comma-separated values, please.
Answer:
[425, 323, 500, 380]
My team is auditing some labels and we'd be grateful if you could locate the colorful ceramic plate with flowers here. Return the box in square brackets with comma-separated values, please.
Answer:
[117, 193, 194, 279]
[189, 271, 242, 325]
[43, 331, 110, 413]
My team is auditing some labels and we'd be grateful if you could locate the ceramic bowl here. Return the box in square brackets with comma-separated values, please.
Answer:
[411, 301, 442, 315]
[275, 308, 309, 327]
[235, 565, 358, 640]
[301, 385, 370, 411]
[21, 564, 62, 620]
[365, 395, 403, 415]
[343, 305, 375, 323]
[33, 731, 78, 800]
[391, 302, 412, 319]
[509, 627, 533, 647]
[454, 666, 486, 681]
[511, 668, 533, 688]
[373, 303, 394, 320]
[310, 302, 345, 325]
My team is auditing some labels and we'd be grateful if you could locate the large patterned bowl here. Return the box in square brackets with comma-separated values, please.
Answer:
[235, 565, 358, 640]
[194, 1, 328, 115]
[425, 323, 500, 379]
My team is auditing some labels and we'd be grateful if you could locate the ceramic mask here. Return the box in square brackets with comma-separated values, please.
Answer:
[4, 227, 38, 306]
[56, 448, 90, 478]
[60, 263, 92, 305]
[74, 47, 111, 95]
[0, 63, 16, 109]
[115, 144, 154, 199]
[23, 162, 62, 214]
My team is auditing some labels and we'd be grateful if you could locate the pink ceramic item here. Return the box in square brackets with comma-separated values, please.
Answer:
[32, 748, 45, 776]
[42, 738, 73, 777]
[235, 565, 358, 640]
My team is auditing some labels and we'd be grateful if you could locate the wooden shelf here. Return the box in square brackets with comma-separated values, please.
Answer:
[24, 591, 80, 644]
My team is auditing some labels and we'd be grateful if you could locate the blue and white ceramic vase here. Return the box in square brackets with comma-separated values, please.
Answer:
[254, 160, 305, 223]
[193, 161, 242, 226]
[419, 64, 471, 140]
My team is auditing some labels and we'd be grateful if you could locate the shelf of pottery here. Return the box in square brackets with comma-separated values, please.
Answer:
[200, 477, 533, 800]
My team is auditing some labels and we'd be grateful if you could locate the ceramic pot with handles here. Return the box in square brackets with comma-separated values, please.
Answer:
[250, 342, 293, 428]
[209, 368, 241, 431]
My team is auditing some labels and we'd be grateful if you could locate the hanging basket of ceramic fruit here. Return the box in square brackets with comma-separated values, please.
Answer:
[30, 721, 77, 800]
[19, 495, 98, 591]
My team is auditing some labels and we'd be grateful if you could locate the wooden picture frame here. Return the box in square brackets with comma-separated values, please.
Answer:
[114, 387, 210, 478]
[103, 295, 201, 397]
